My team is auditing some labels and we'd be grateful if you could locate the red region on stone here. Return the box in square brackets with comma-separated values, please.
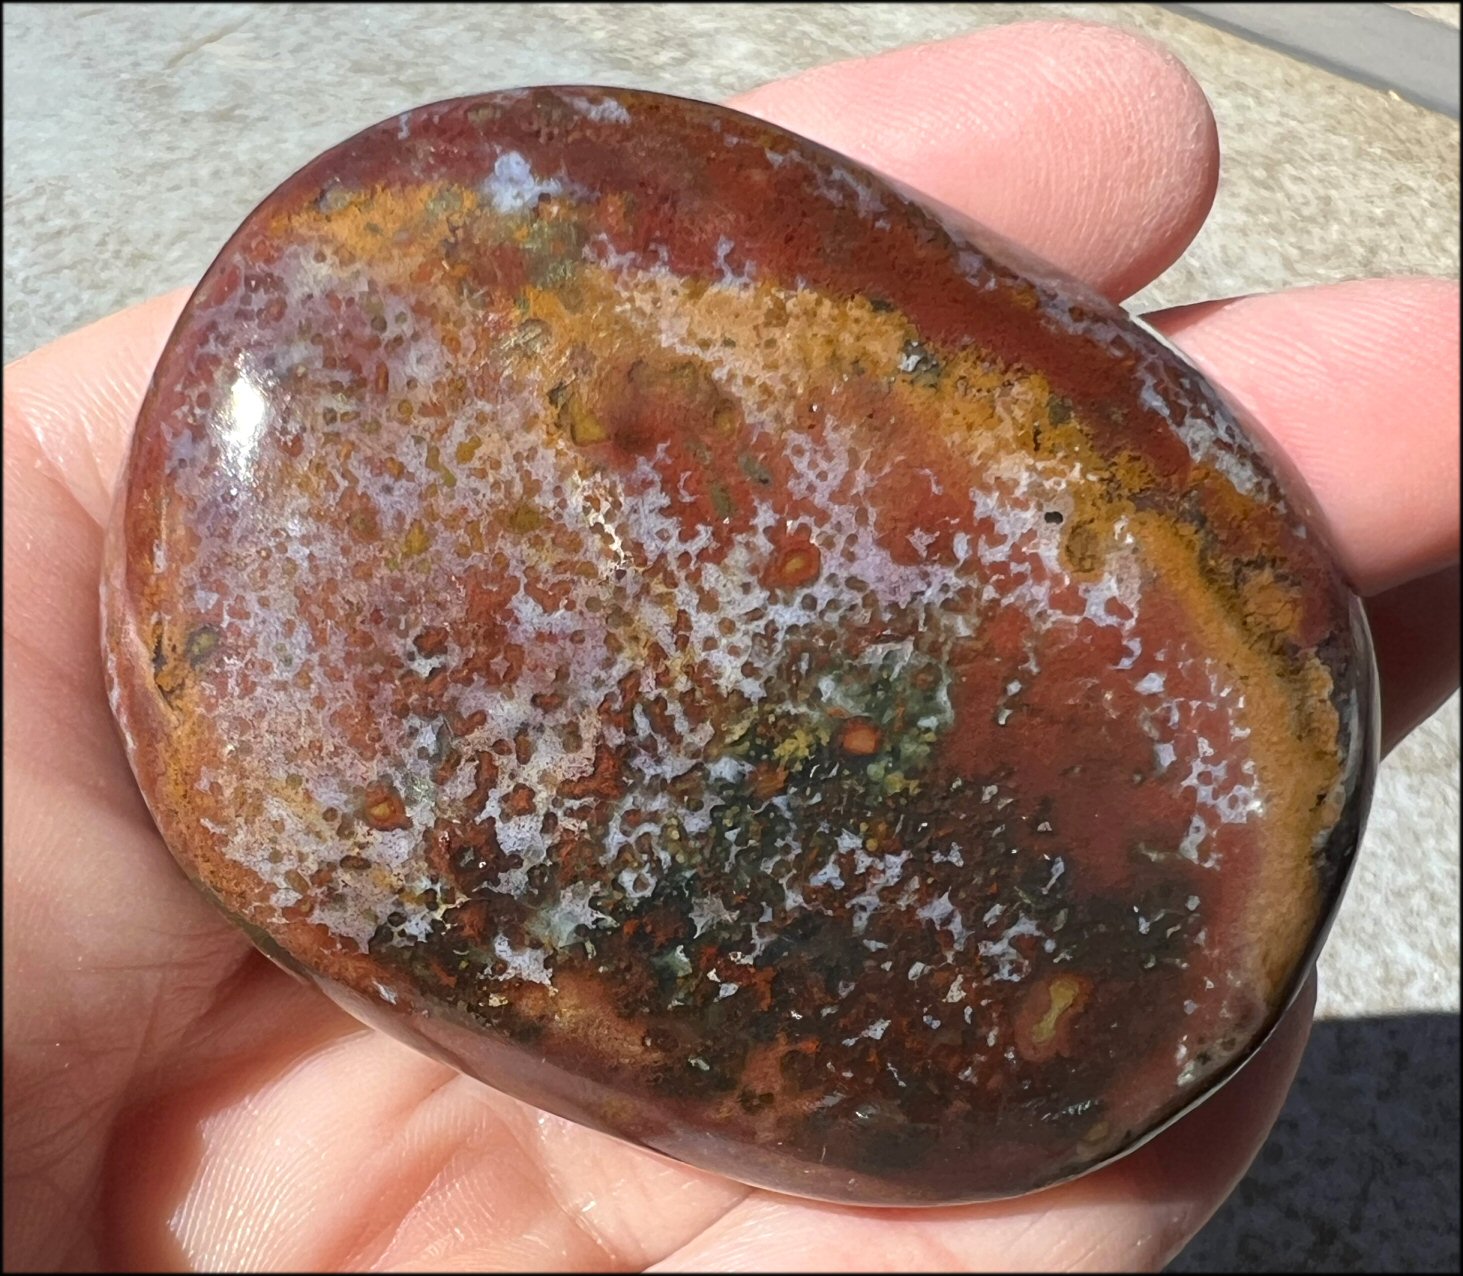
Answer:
[102, 86, 1374, 1203]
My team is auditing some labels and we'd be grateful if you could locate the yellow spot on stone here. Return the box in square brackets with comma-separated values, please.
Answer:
[425, 443, 456, 488]
[710, 482, 735, 520]
[404, 520, 431, 556]
[185, 626, 220, 665]
[508, 502, 543, 533]
[881, 770, 918, 797]
[559, 394, 607, 446]
[772, 726, 820, 766]
[1029, 975, 1085, 1047]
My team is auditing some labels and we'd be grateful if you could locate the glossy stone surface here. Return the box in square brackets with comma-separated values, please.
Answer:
[102, 87, 1375, 1204]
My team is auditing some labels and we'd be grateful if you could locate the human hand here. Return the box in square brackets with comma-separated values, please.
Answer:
[5, 20, 1458, 1271]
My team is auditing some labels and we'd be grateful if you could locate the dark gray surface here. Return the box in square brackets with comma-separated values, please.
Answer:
[1167, 2, 1461, 116]
[1171, 1014, 1462, 1273]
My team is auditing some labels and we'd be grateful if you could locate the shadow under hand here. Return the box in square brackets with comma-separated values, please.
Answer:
[1169, 1013, 1461, 1273]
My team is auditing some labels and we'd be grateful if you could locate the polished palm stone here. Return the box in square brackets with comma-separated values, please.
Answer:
[102, 86, 1375, 1204]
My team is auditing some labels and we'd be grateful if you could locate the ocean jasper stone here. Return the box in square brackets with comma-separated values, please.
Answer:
[102, 86, 1375, 1204]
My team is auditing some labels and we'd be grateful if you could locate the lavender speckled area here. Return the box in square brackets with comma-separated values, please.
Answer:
[4, 0, 1457, 1266]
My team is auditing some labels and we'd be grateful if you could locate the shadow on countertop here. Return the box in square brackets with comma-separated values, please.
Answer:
[1170, 1013, 1460, 1273]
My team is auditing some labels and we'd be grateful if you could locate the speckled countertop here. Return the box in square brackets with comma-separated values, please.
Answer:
[4, 3, 1458, 1270]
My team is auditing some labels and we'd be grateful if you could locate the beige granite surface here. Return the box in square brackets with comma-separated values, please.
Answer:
[3, 4, 1458, 1270]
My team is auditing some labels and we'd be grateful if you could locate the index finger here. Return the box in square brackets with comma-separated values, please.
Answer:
[731, 20, 1219, 302]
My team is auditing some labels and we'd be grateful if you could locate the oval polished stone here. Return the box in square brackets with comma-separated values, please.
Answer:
[102, 87, 1376, 1204]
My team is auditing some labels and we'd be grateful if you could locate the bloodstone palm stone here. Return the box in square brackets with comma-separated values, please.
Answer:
[102, 87, 1375, 1204]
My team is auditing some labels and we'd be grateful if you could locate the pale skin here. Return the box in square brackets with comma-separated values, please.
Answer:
[3, 20, 1458, 1272]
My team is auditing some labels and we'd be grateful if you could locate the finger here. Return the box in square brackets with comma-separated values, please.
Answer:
[4, 287, 189, 528]
[1367, 565, 1460, 755]
[104, 1001, 745, 1272]
[730, 20, 1219, 301]
[650, 979, 1317, 1273]
[2, 288, 230, 991]
[4, 288, 247, 1271]
[1145, 277, 1461, 597]
[6, 13, 1225, 517]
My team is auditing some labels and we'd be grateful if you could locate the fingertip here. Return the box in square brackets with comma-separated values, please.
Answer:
[4, 288, 189, 524]
[1148, 278, 1461, 594]
[1367, 564, 1461, 753]
[729, 20, 1220, 299]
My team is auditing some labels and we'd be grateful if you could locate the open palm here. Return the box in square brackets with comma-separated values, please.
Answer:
[5, 22, 1458, 1272]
